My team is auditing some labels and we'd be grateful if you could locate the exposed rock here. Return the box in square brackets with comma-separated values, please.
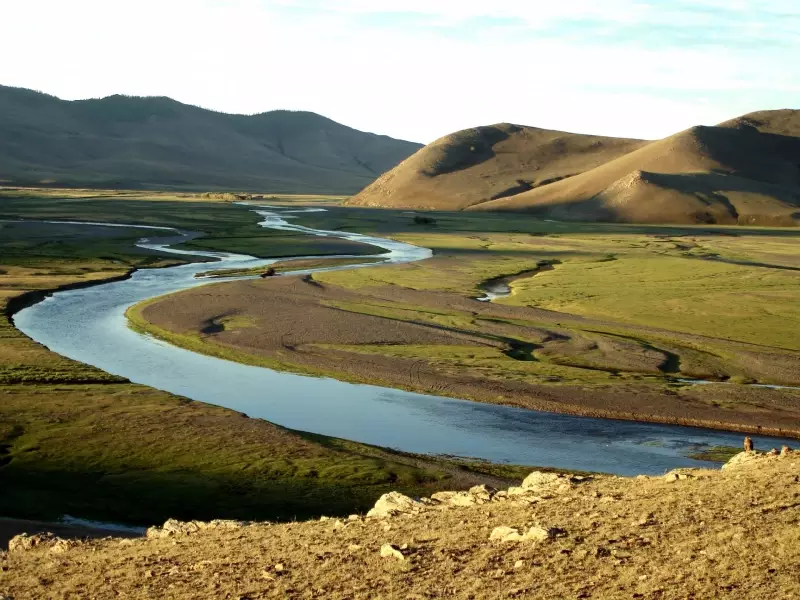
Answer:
[521, 471, 562, 489]
[664, 468, 705, 482]
[380, 544, 405, 561]
[490, 526, 524, 542]
[722, 451, 766, 470]
[49, 539, 79, 554]
[521, 471, 578, 494]
[490, 525, 559, 543]
[367, 492, 422, 518]
[146, 518, 245, 538]
[430, 491, 458, 503]
[8, 533, 59, 552]
[524, 526, 555, 542]
[468, 484, 497, 502]
[637, 513, 657, 527]
[448, 492, 477, 507]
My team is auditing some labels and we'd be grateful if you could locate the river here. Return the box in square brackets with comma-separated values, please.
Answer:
[11, 206, 796, 476]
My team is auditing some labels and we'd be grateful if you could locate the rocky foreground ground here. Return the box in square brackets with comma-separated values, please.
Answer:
[2, 451, 798, 599]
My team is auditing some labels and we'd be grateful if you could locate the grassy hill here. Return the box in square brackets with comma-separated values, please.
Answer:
[0, 86, 421, 193]
[349, 111, 800, 226]
[347, 123, 646, 210]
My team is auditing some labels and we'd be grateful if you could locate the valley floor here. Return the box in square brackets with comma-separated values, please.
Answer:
[131, 207, 800, 438]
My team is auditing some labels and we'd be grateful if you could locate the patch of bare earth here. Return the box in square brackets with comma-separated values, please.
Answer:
[3, 451, 798, 599]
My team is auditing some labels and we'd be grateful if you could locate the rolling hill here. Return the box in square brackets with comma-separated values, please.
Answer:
[347, 123, 646, 210]
[0, 85, 421, 193]
[349, 111, 800, 226]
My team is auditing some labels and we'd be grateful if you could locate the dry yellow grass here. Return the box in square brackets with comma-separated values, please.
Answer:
[3, 451, 798, 599]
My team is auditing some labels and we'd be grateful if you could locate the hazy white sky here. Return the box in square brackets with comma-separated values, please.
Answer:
[1, 0, 798, 142]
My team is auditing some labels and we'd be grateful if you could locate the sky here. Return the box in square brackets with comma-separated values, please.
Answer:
[1, 0, 798, 143]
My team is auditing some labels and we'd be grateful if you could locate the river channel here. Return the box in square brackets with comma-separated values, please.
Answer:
[12, 206, 796, 476]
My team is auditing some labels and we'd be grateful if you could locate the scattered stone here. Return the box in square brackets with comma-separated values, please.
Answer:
[367, 492, 421, 518]
[637, 513, 657, 527]
[49, 539, 78, 554]
[348, 544, 362, 552]
[781, 445, 793, 456]
[333, 520, 346, 530]
[490, 525, 559, 543]
[8, 533, 59, 553]
[522, 471, 562, 490]
[380, 544, 405, 561]
[347, 514, 360, 521]
[514, 560, 525, 569]
[523, 526, 555, 542]
[274, 563, 284, 573]
[431, 491, 457, 503]
[448, 492, 477, 507]
[490, 526, 524, 542]
[664, 469, 702, 482]
[146, 519, 245, 538]
[468, 484, 497, 502]
[319, 516, 330, 522]
[769, 448, 780, 456]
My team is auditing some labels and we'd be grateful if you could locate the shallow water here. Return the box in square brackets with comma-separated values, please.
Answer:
[12, 207, 796, 476]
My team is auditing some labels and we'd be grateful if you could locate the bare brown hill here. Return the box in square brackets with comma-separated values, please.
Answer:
[349, 110, 800, 226]
[471, 110, 800, 225]
[347, 123, 646, 210]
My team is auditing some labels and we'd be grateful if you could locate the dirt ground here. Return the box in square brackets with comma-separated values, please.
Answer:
[3, 451, 798, 599]
[135, 272, 800, 438]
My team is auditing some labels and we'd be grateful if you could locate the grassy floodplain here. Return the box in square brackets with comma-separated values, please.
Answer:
[0, 192, 523, 527]
[132, 206, 800, 437]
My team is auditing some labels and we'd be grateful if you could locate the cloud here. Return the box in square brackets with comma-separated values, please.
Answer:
[0, 0, 797, 142]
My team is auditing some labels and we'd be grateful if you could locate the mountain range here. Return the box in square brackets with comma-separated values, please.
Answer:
[0, 85, 421, 193]
[349, 110, 800, 226]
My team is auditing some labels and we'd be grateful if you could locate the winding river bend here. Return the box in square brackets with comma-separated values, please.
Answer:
[12, 207, 796, 476]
